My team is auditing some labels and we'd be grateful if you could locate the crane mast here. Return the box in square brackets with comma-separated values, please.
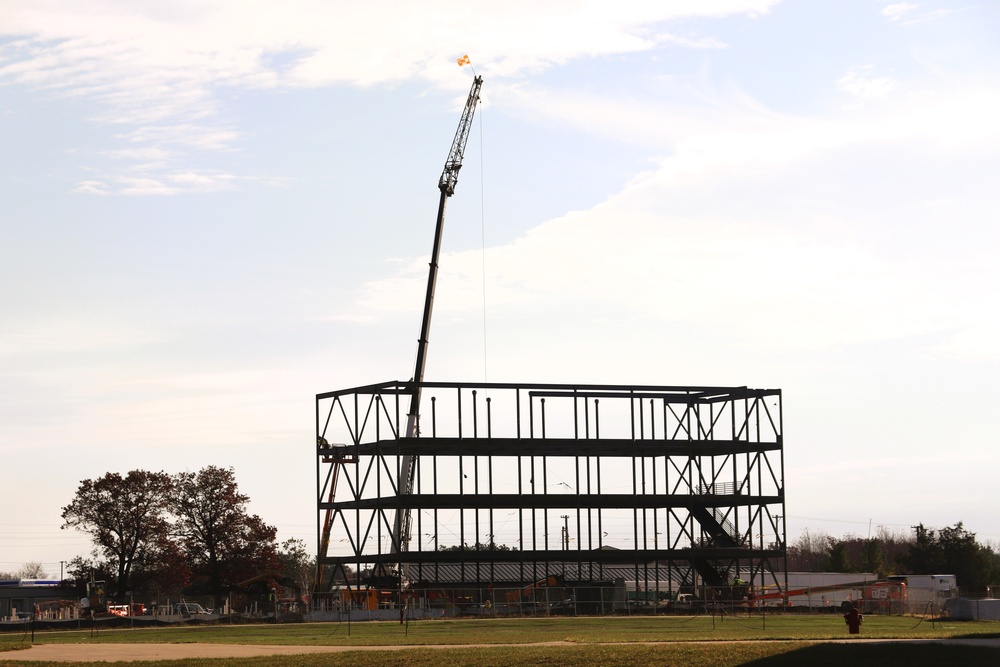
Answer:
[391, 75, 483, 556]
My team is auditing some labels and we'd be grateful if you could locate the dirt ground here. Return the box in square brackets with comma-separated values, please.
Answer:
[3, 641, 570, 662]
[6, 638, 1000, 662]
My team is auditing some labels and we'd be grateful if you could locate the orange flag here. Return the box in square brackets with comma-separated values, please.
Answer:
[457, 54, 471, 66]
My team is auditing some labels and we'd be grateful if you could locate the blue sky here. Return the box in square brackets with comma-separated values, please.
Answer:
[2, 0, 999, 575]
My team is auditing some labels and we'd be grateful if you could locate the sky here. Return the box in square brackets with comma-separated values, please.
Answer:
[2, 0, 999, 578]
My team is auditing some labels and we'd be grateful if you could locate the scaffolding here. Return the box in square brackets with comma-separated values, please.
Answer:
[315, 381, 786, 604]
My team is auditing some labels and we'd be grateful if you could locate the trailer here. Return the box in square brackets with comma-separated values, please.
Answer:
[753, 573, 906, 612]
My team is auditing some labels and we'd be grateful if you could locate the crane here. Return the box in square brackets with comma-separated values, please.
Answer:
[313, 76, 482, 593]
[391, 75, 483, 557]
[314, 76, 482, 592]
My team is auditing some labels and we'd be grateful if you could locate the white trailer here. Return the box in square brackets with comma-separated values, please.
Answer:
[888, 574, 957, 612]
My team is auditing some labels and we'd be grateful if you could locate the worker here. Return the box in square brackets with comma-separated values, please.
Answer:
[844, 604, 863, 635]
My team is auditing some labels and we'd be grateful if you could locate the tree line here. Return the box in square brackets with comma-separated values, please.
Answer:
[56, 464, 1000, 603]
[0, 562, 47, 580]
[787, 522, 1000, 591]
[60, 466, 311, 607]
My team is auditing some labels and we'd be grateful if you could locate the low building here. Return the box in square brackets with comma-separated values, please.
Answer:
[0, 580, 80, 622]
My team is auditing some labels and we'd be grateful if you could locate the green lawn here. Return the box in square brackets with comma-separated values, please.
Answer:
[10, 614, 1000, 646]
[2, 616, 999, 666]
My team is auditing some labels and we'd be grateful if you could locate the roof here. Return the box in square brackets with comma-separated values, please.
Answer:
[404, 561, 692, 586]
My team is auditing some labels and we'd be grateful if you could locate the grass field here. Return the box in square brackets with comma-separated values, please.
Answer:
[2, 615, 999, 666]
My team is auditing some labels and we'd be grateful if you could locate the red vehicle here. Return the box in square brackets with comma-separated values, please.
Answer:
[107, 603, 146, 617]
[752, 579, 906, 608]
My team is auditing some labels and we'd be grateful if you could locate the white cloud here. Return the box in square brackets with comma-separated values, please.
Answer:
[837, 66, 898, 101]
[880, 2, 961, 26]
[121, 125, 241, 153]
[655, 33, 728, 49]
[167, 171, 238, 190]
[71, 169, 266, 195]
[882, 3, 918, 22]
[497, 78, 779, 150]
[355, 83, 1000, 361]
[0, 0, 782, 194]
[115, 176, 181, 196]
[0, 318, 161, 360]
[102, 147, 174, 162]
[4, 0, 1000, 567]
[922, 322, 1000, 363]
[72, 180, 111, 195]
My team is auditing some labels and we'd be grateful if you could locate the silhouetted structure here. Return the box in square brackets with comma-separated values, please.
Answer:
[315, 381, 786, 604]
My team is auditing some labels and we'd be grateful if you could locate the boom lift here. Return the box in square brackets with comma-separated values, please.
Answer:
[505, 575, 565, 604]
[752, 579, 906, 607]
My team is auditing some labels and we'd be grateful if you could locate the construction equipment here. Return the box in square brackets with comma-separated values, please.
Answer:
[505, 575, 564, 604]
[313, 438, 357, 591]
[313, 76, 482, 592]
[390, 75, 483, 556]
[752, 579, 906, 607]
[84, 579, 107, 615]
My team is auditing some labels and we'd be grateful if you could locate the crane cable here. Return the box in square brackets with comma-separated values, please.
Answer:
[478, 99, 489, 387]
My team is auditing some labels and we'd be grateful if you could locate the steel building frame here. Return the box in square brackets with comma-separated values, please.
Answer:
[316, 381, 786, 598]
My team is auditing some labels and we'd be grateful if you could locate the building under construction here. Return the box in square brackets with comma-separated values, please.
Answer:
[315, 381, 785, 612]
[314, 76, 786, 613]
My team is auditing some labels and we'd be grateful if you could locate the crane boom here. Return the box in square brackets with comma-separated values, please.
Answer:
[391, 75, 483, 557]
[439, 77, 483, 196]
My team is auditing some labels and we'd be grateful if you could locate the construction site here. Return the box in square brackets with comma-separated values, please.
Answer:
[312, 76, 788, 617]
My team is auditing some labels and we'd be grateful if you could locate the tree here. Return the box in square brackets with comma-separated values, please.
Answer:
[827, 539, 855, 573]
[64, 556, 116, 597]
[127, 532, 192, 600]
[861, 538, 886, 578]
[277, 538, 315, 595]
[17, 562, 47, 579]
[61, 470, 175, 597]
[0, 562, 47, 580]
[787, 529, 829, 571]
[899, 523, 944, 574]
[784, 523, 997, 589]
[937, 523, 995, 589]
[899, 522, 996, 589]
[171, 466, 278, 605]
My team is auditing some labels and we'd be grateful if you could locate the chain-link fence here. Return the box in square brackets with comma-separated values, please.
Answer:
[307, 582, 922, 620]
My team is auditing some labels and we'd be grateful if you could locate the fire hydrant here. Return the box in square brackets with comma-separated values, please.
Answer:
[844, 605, 863, 634]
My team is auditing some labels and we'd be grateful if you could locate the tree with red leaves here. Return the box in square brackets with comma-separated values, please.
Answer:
[171, 465, 278, 606]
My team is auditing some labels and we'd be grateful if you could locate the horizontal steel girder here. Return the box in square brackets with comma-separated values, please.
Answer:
[319, 493, 783, 511]
[319, 437, 781, 459]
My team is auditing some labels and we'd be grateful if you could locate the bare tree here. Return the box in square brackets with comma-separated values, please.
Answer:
[0, 563, 47, 579]
[277, 538, 315, 594]
[16, 562, 47, 579]
[787, 528, 831, 571]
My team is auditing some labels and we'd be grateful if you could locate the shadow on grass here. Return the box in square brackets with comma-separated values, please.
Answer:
[741, 642, 1000, 667]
